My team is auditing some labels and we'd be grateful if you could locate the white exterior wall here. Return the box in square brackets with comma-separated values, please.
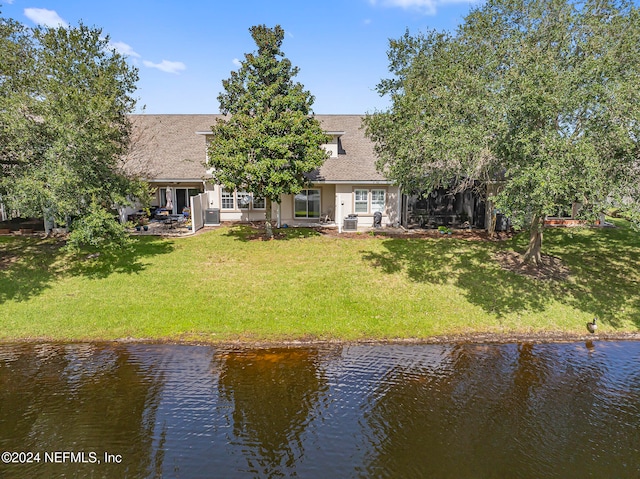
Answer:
[208, 184, 270, 222]
[335, 184, 353, 224]
[210, 182, 400, 229]
[336, 184, 400, 228]
[322, 137, 339, 158]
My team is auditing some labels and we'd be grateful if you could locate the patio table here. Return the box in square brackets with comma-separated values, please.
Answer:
[164, 214, 183, 229]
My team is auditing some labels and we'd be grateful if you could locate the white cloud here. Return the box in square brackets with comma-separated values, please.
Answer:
[369, 0, 475, 15]
[232, 58, 242, 67]
[143, 60, 186, 74]
[109, 41, 141, 58]
[24, 8, 68, 28]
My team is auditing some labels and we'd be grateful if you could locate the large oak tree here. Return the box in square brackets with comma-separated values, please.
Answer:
[207, 25, 329, 238]
[0, 15, 143, 250]
[364, 0, 640, 263]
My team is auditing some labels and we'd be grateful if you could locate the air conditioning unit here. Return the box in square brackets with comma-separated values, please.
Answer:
[343, 215, 358, 231]
[204, 208, 220, 225]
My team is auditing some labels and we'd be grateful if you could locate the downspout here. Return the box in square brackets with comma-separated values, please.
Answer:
[189, 195, 195, 233]
[277, 202, 281, 228]
[397, 185, 402, 228]
[337, 193, 343, 234]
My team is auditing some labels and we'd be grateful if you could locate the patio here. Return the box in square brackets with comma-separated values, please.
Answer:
[131, 218, 193, 237]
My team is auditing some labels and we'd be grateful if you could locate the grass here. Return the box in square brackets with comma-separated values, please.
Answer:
[1, 219, 639, 343]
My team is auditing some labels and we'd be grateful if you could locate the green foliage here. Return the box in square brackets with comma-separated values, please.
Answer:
[364, 0, 640, 239]
[66, 200, 133, 253]
[207, 25, 329, 210]
[0, 15, 39, 172]
[0, 14, 141, 246]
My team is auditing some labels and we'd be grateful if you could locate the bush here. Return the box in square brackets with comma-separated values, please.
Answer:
[66, 202, 133, 252]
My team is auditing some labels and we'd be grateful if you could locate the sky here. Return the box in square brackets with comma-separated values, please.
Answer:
[2, 0, 480, 114]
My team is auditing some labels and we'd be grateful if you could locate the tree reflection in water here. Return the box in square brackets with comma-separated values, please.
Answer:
[361, 342, 640, 479]
[1, 342, 638, 478]
[0, 343, 165, 478]
[215, 347, 328, 477]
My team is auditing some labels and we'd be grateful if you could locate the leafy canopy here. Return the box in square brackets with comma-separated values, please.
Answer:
[0, 14, 144, 250]
[364, 0, 640, 230]
[207, 25, 329, 208]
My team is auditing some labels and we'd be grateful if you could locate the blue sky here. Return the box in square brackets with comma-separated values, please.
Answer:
[2, 0, 479, 114]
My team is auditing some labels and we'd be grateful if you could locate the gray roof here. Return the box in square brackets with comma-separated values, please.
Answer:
[313, 115, 387, 183]
[125, 114, 215, 181]
[125, 114, 389, 183]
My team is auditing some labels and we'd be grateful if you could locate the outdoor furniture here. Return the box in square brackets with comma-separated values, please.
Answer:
[155, 209, 170, 220]
[164, 214, 183, 229]
[320, 208, 333, 223]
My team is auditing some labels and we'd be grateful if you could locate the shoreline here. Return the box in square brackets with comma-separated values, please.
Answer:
[2, 331, 640, 348]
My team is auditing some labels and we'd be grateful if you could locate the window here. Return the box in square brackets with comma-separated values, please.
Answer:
[237, 191, 251, 209]
[221, 189, 234, 209]
[253, 196, 265, 209]
[355, 190, 368, 213]
[353, 188, 386, 214]
[159, 188, 168, 208]
[221, 189, 265, 210]
[295, 189, 320, 218]
[371, 189, 385, 213]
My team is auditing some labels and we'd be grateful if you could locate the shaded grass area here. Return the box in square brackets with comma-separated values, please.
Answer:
[1, 219, 638, 342]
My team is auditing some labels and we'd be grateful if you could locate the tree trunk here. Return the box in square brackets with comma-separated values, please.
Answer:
[486, 199, 496, 237]
[43, 207, 54, 238]
[265, 197, 273, 239]
[523, 214, 544, 265]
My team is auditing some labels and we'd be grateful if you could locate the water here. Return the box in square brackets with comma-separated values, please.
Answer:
[0, 341, 639, 478]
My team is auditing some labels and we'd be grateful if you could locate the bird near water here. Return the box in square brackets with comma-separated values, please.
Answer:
[587, 317, 597, 334]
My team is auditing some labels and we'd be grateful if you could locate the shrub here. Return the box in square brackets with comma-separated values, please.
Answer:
[66, 201, 133, 252]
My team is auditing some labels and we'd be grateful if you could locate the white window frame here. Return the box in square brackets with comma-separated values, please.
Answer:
[353, 188, 386, 214]
[221, 189, 235, 210]
[221, 189, 266, 211]
[354, 189, 369, 213]
[236, 191, 251, 210]
[371, 189, 386, 214]
[294, 189, 321, 219]
[159, 188, 168, 208]
[252, 196, 266, 210]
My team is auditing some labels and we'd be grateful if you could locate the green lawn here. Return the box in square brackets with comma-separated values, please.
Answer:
[1, 220, 639, 342]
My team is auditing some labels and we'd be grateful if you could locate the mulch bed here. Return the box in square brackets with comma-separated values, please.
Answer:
[320, 227, 513, 241]
[494, 250, 570, 281]
[240, 222, 515, 242]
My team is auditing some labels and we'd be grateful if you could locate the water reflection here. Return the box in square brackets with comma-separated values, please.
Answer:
[0, 341, 638, 478]
[361, 342, 640, 479]
[215, 348, 328, 477]
[0, 343, 165, 478]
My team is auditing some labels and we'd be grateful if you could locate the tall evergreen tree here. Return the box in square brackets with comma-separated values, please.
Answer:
[207, 25, 329, 238]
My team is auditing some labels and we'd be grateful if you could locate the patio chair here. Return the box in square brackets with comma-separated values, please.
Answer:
[320, 208, 333, 224]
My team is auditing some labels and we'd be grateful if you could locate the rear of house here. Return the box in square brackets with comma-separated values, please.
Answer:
[125, 114, 401, 230]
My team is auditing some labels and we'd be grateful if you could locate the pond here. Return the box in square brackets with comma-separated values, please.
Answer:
[0, 341, 639, 478]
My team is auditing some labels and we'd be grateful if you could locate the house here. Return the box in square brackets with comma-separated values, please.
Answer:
[124, 114, 401, 231]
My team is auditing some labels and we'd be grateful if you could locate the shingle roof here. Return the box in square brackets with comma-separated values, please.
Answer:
[125, 114, 389, 183]
[125, 114, 216, 181]
[313, 115, 388, 183]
